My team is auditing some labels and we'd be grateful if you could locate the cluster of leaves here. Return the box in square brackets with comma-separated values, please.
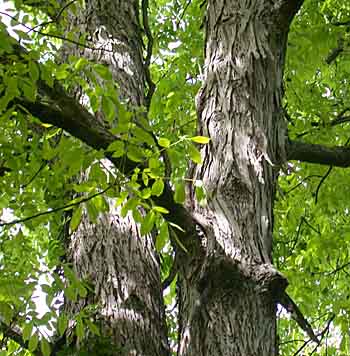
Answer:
[0, 0, 206, 354]
[276, 0, 350, 354]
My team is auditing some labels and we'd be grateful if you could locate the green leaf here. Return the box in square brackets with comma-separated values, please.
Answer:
[141, 187, 152, 199]
[22, 322, 33, 341]
[28, 61, 39, 82]
[188, 143, 202, 164]
[65, 285, 77, 302]
[107, 141, 124, 158]
[121, 197, 139, 217]
[94, 64, 112, 80]
[86, 200, 99, 223]
[156, 221, 169, 252]
[168, 221, 185, 233]
[127, 145, 144, 162]
[132, 207, 143, 222]
[40, 338, 51, 356]
[151, 179, 164, 197]
[101, 95, 116, 122]
[76, 317, 84, 339]
[58, 313, 68, 336]
[195, 185, 206, 205]
[158, 137, 170, 148]
[133, 126, 155, 146]
[152, 206, 169, 214]
[140, 211, 156, 236]
[149, 157, 160, 169]
[85, 319, 100, 336]
[171, 229, 188, 253]
[70, 206, 82, 231]
[28, 333, 39, 352]
[74, 57, 88, 71]
[174, 181, 186, 203]
[142, 171, 149, 186]
[190, 136, 210, 144]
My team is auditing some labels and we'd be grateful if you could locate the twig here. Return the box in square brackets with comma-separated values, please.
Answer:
[0, 11, 114, 53]
[0, 183, 114, 227]
[22, 160, 48, 188]
[176, 0, 193, 29]
[308, 314, 335, 355]
[285, 175, 323, 195]
[141, 0, 156, 109]
[314, 165, 333, 204]
[30, 0, 78, 32]
[325, 37, 344, 64]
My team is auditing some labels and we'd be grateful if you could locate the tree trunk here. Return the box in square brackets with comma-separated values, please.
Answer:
[56, 1, 301, 356]
[60, 1, 169, 355]
[177, 1, 292, 355]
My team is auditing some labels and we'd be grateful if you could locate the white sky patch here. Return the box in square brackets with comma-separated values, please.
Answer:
[168, 40, 181, 50]
[0, 0, 26, 39]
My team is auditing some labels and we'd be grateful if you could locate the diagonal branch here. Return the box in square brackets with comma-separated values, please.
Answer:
[3, 40, 198, 248]
[278, 291, 319, 343]
[0, 319, 42, 356]
[287, 140, 350, 167]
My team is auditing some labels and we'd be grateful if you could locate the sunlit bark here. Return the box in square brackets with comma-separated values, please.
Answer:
[177, 1, 290, 355]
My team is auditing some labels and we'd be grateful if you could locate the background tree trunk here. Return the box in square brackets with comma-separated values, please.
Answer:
[60, 1, 169, 355]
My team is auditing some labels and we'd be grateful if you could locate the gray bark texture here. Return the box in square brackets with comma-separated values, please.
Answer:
[51, 0, 302, 356]
[60, 1, 169, 355]
[177, 1, 296, 355]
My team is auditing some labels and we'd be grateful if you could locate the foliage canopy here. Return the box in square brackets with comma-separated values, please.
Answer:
[0, 0, 350, 355]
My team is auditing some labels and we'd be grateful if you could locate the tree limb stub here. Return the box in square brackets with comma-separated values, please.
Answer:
[275, 0, 305, 27]
[278, 291, 319, 343]
[287, 140, 350, 167]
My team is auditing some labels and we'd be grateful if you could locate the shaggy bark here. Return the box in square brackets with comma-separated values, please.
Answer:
[177, 1, 299, 355]
[4, 0, 339, 354]
[58, 2, 169, 355]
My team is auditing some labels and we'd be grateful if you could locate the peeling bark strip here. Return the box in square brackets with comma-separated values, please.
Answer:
[178, 1, 291, 355]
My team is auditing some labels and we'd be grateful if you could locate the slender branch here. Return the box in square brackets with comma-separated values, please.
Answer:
[311, 261, 350, 276]
[332, 20, 350, 26]
[0, 11, 114, 53]
[0, 184, 113, 227]
[0, 319, 42, 356]
[325, 38, 344, 64]
[22, 160, 48, 188]
[287, 140, 350, 167]
[285, 175, 323, 195]
[141, 0, 156, 109]
[308, 314, 335, 356]
[314, 166, 333, 204]
[29, 0, 78, 32]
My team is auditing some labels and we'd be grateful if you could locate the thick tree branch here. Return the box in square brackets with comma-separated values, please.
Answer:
[275, 0, 305, 27]
[278, 292, 319, 343]
[287, 140, 350, 167]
